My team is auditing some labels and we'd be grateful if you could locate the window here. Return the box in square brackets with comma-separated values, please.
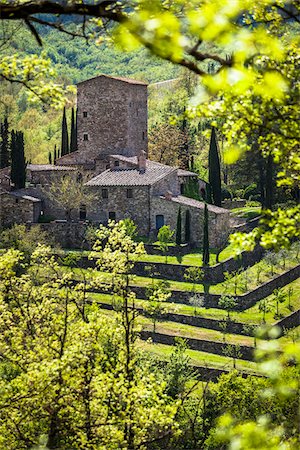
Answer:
[102, 188, 108, 199]
[142, 132, 145, 140]
[114, 160, 120, 167]
[79, 204, 87, 220]
[127, 188, 133, 198]
[15, 198, 19, 204]
[83, 111, 88, 118]
[83, 133, 88, 141]
[109, 211, 116, 221]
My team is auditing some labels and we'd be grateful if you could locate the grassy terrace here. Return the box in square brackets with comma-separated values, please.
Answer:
[136, 243, 236, 266]
[66, 247, 299, 296]
[89, 279, 300, 325]
[89, 276, 299, 327]
[138, 341, 260, 374]
[59, 243, 236, 266]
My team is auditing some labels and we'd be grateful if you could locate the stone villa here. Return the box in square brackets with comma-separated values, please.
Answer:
[0, 75, 230, 248]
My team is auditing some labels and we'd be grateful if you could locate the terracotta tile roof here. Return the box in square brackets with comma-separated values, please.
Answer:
[86, 163, 175, 187]
[77, 74, 148, 86]
[165, 195, 229, 214]
[27, 164, 76, 171]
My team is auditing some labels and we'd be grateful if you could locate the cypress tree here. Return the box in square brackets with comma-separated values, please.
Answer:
[0, 117, 9, 168]
[184, 209, 191, 243]
[54, 145, 57, 164]
[175, 207, 182, 245]
[48, 151, 52, 165]
[11, 130, 26, 189]
[265, 154, 273, 210]
[70, 107, 77, 152]
[202, 203, 210, 266]
[61, 106, 69, 156]
[208, 126, 222, 207]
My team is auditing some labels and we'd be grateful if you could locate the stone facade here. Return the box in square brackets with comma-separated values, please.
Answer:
[0, 192, 41, 226]
[77, 75, 148, 162]
[87, 185, 151, 235]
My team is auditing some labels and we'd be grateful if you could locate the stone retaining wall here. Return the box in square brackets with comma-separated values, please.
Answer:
[275, 309, 300, 334]
[62, 244, 264, 284]
[131, 245, 264, 284]
[79, 263, 300, 312]
[140, 330, 254, 361]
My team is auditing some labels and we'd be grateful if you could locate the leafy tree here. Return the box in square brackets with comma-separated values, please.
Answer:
[10, 129, 26, 189]
[208, 127, 222, 207]
[48, 174, 95, 222]
[157, 225, 174, 263]
[272, 288, 286, 319]
[175, 207, 182, 245]
[222, 343, 242, 369]
[214, 339, 300, 450]
[145, 280, 171, 331]
[184, 209, 191, 243]
[287, 286, 294, 311]
[0, 224, 55, 260]
[202, 203, 210, 266]
[258, 298, 273, 323]
[61, 106, 69, 156]
[218, 295, 238, 321]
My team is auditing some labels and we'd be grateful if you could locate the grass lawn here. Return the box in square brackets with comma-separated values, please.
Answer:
[231, 206, 261, 220]
[138, 341, 260, 374]
[139, 316, 255, 347]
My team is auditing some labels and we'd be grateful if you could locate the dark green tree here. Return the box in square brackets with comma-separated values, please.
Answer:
[70, 107, 77, 153]
[61, 106, 69, 156]
[184, 209, 191, 243]
[54, 145, 57, 164]
[176, 207, 182, 245]
[265, 153, 274, 210]
[202, 203, 210, 266]
[208, 126, 222, 207]
[0, 117, 10, 168]
[11, 130, 26, 189]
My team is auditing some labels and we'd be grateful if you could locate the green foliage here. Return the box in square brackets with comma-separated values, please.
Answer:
[0, 224, 54, 260]
[184, 209, 191, 243]
[208, 127, 222, 207]
[70, 106, 77, 153]
[10, 129, 26, 189]
[157, 225, 175, 262]
[202, 203, 210, 266]
[145, 280, 171, 331]
[176, 207, 182, 245]
[61, 106, 69, 156]
[218, 295, 238, 320]
[0, 116, 9, 168]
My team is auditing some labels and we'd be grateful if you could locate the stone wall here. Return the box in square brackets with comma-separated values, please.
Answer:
[0, 193, 41, 226]
[87, 185, 151, 235]
[140, 330, 254, 361]
[150, 196, 230, 248]
[77, 76, 148, 162]
[275, 309, 300, 334]
[151, 170, 180, 197]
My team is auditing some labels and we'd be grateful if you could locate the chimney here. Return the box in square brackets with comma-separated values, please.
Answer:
[138, 150, 146, 173]
[165, 191, 172, 201]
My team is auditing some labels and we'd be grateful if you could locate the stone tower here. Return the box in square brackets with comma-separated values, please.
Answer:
[77, 75, 148, 166]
